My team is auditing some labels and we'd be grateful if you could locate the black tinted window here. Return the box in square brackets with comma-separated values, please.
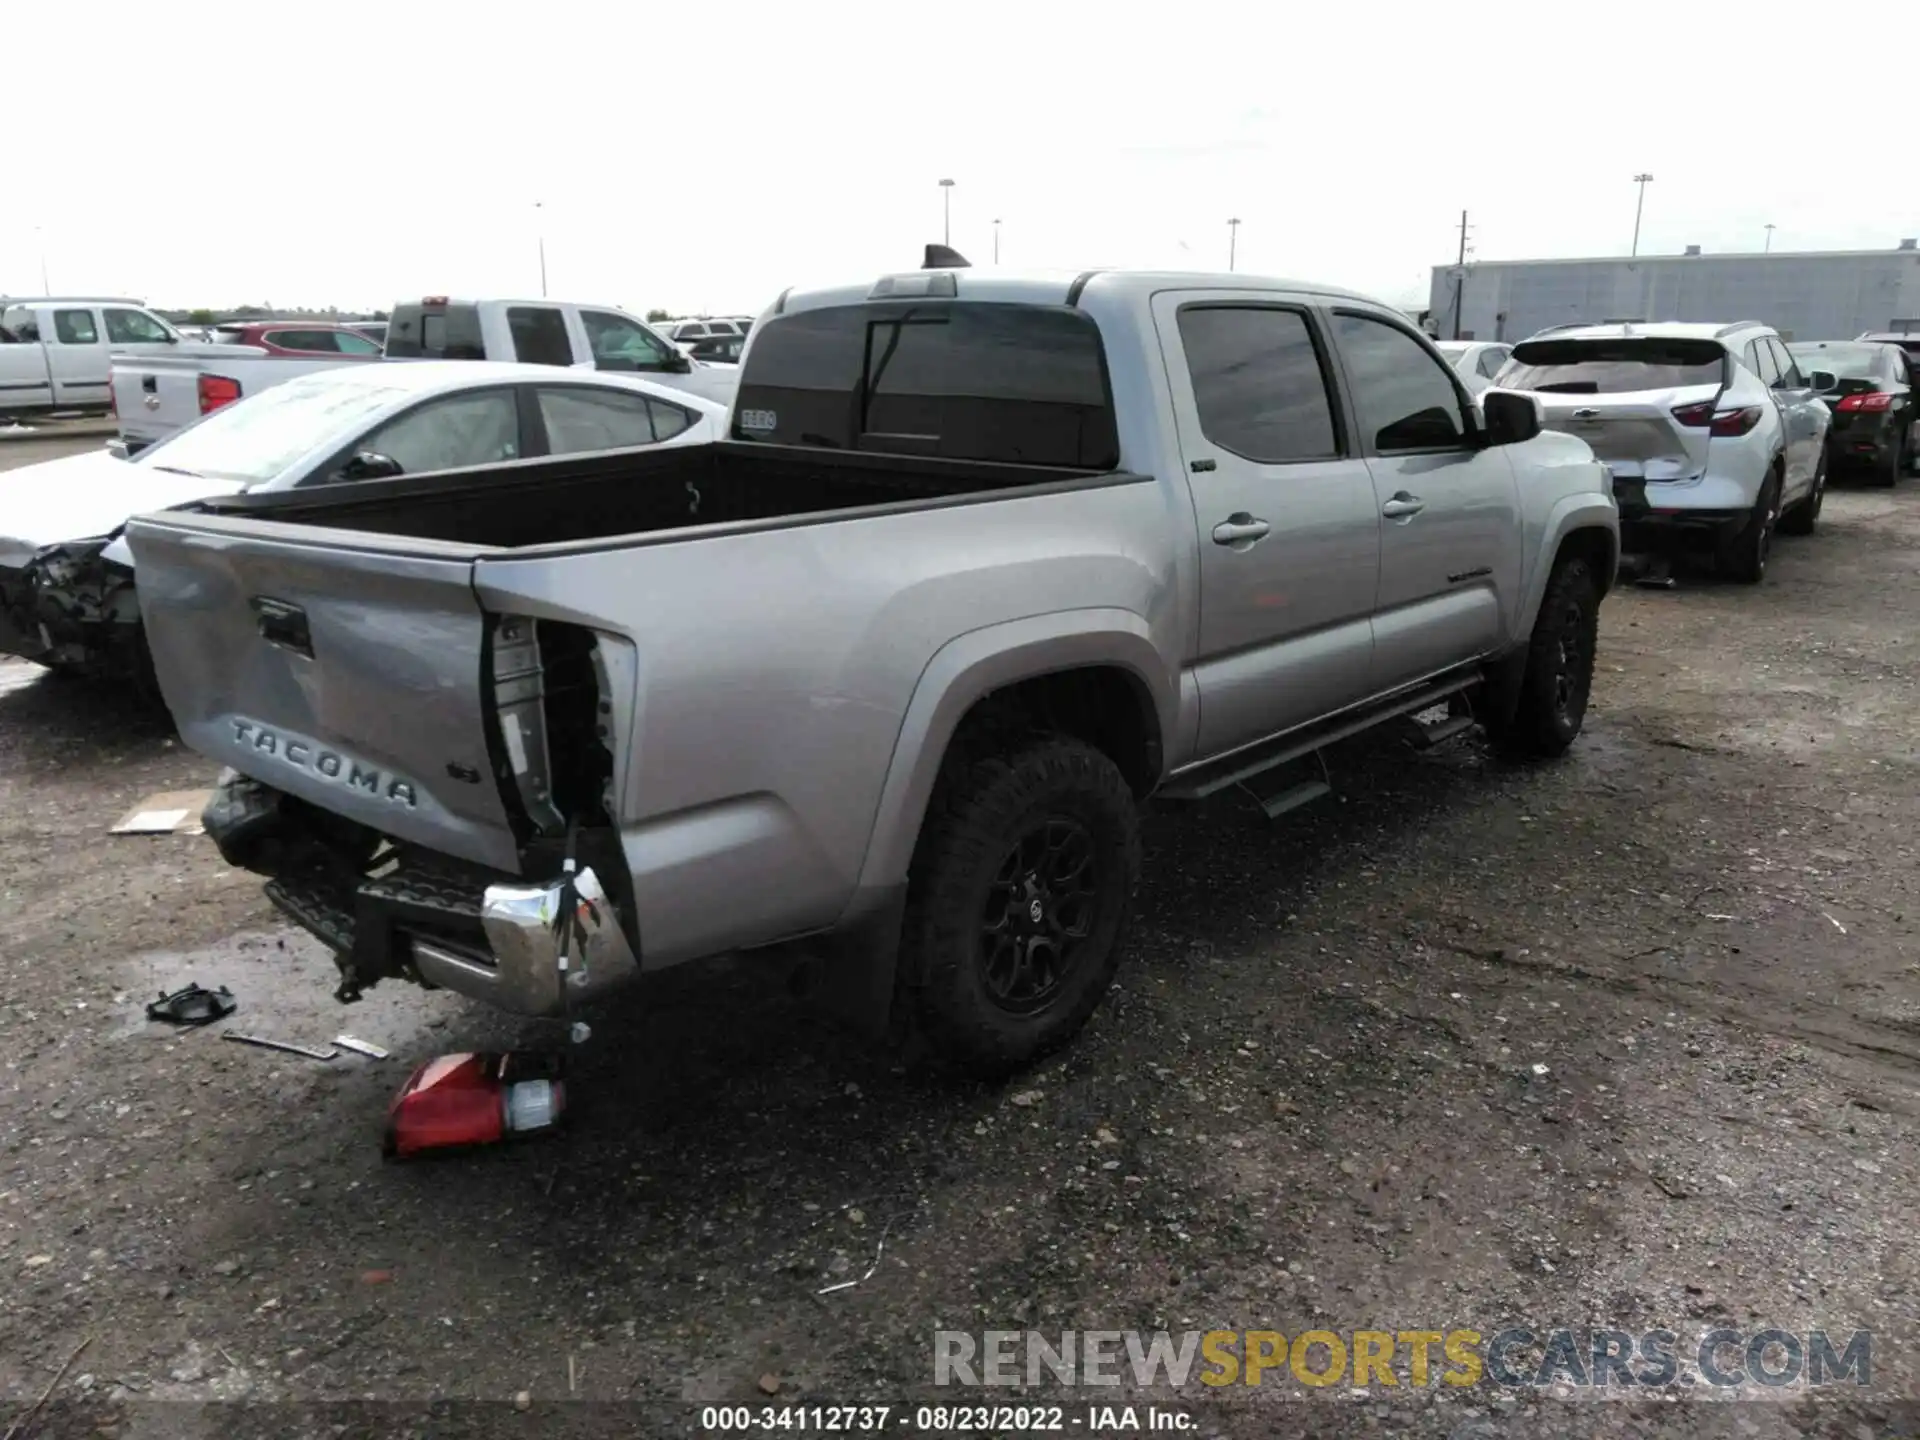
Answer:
[1177, 306, 1338, 463]
[735, 302, 1118, 468]
[507, 306, 573, 366]
[386, 305, 485, 360]
[1501, 338, 1726, 394]
[1332, 313, 1466, 452]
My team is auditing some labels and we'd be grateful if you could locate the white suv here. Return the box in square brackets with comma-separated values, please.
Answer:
[1495, 322, 1834, 582]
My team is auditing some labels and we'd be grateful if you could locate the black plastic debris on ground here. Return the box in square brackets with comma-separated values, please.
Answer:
[146, 984, 237, 1027]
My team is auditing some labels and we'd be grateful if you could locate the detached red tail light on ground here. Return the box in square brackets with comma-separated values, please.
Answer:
[197, 374, 243, 415]
[1836, 392, 1894, 413]
[383, 1052, 566, 1159]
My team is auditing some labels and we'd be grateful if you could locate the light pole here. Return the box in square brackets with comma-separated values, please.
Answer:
[993, 218, 1001, 264]
[938, 179, 955, 246]
[1764, 223, 1776, 255]
[534, 201, 548, 298]
[1630, 173, 1654, 257]
[1228, 217, 1241, 271]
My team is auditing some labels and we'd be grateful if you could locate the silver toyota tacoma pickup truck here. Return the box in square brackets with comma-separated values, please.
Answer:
[126, 261, 1619, 1076]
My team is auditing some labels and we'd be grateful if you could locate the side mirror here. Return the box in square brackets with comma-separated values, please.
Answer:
[1482, 388, 1543, 446]
[340, 450, 403, 481]
[665, 352, 692, 374]
[1808, 369, 1837, 394]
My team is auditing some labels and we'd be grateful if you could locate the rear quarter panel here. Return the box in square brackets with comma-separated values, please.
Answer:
[472, 477, 1189, 966]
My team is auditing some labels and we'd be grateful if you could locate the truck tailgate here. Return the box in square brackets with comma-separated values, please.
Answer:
[112, 359, 209, 446]
[126, 513, 522, 873]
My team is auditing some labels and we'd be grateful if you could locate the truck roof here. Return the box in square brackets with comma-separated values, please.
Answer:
[773, 268, 1385, 316]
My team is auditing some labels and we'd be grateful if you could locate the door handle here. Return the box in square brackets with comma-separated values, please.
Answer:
[1381, 493, 1425, 520]
[1211, 514, 1271, 546]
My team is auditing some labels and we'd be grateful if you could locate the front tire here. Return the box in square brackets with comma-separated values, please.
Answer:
[1779, 451, 1826, 536]
[1718, 471, 1780, 584]
[1486, 554, 1600, 760]
[904, 734, 1141, 1078]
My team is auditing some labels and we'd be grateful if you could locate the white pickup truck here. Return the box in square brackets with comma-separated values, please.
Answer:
[1, 298, 185, 416]
[110, 296, 739, 453]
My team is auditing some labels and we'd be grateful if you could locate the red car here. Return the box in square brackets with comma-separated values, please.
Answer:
[208, 321, 383, 357]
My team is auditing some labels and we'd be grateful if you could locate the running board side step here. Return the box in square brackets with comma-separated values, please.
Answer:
[1251, 778, 1331, 819]
[1158, 670, 1483, 803]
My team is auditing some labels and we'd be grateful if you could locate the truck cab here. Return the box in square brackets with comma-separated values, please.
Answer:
[0, 298, 182, 414]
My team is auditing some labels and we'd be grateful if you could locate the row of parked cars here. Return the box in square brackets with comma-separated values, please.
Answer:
[1439, 322, 1917, 584]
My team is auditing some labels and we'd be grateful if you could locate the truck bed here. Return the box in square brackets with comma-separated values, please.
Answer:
[186, 440, 1117, 552]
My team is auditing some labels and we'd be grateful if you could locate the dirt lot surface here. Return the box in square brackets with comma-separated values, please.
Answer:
[1, 435, 1916, 1438]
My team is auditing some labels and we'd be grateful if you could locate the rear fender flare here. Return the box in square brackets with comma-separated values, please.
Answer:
[852, 609, 1174, 896]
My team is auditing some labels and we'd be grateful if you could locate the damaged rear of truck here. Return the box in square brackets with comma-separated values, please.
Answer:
[127, 282, 1179, 1073]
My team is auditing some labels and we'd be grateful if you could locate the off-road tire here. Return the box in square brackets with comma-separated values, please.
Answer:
[1485, 554, 1600, 760]
[904, 734, 1141, 1078]
[1718, 471, 1781, 584]
[1779, 451, 1827, 536]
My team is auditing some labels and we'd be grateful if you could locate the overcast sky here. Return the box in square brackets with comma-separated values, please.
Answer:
[5, 2, 1916, 316]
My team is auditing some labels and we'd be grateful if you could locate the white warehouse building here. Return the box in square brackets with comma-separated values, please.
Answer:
[1428, 242, 1920, 345]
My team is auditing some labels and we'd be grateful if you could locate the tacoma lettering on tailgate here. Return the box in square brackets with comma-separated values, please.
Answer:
[230, 719, 419, 807]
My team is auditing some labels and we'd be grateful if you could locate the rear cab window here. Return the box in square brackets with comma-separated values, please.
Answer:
[1501, 338, 1728, 394]
[506, 306, 574, 366]
[385, 303, 486, 360]
[733, 301, 1118, 469]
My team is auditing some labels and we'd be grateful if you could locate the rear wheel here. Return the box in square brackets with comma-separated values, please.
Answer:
[1872, 428, 1906, 488]
[1486, 554, 1600, 760]
[1718, 471, 1780, 584]
[904, 734, 1140, 1078]
[1779, 450, 1827, 536]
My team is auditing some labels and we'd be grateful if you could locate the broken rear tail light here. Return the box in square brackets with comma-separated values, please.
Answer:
[383, 1051, 566, 1159]
[1836, 392, 1894, 412]
[197, 374, 242, 414]
[1670, 400, 1761, 436]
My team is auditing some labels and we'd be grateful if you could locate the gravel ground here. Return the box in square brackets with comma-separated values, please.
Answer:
[1, 435, 1916, 1438]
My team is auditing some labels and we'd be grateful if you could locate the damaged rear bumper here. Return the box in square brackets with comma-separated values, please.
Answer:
[203, 771, 640, 1016]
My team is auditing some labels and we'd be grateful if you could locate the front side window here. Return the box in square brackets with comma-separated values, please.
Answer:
[582, 310, 678, 372]
[53, 309, 99, 345]
[1331, 312, 1467, 452]
[104, 308, 173, 344]
[1176, 305, 1339, 464]
[506, 306, 573, 367]
[1478, 347, 1509, 379]
[536, 384, 693, 454]
[354, 389, 521, 477]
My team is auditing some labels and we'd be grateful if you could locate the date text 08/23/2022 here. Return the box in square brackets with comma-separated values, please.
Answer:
[698, 1404, 1194, 1432]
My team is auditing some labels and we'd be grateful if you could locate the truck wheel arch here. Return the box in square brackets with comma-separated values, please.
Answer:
[852, 610, 1174, 898]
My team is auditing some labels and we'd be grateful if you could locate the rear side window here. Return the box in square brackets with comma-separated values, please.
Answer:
[264, 329, 340, 353]
[506, 307, 573, 366]
[536, 385, 694, 454]
[1501, 338, 1726, 394]
[1477, 347, 1508, 379]
[735, 302, 1118, 469]
[53, 310, 99, 345]
[385, 305, 486, 360]
[1176, 305, 1339, 463]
